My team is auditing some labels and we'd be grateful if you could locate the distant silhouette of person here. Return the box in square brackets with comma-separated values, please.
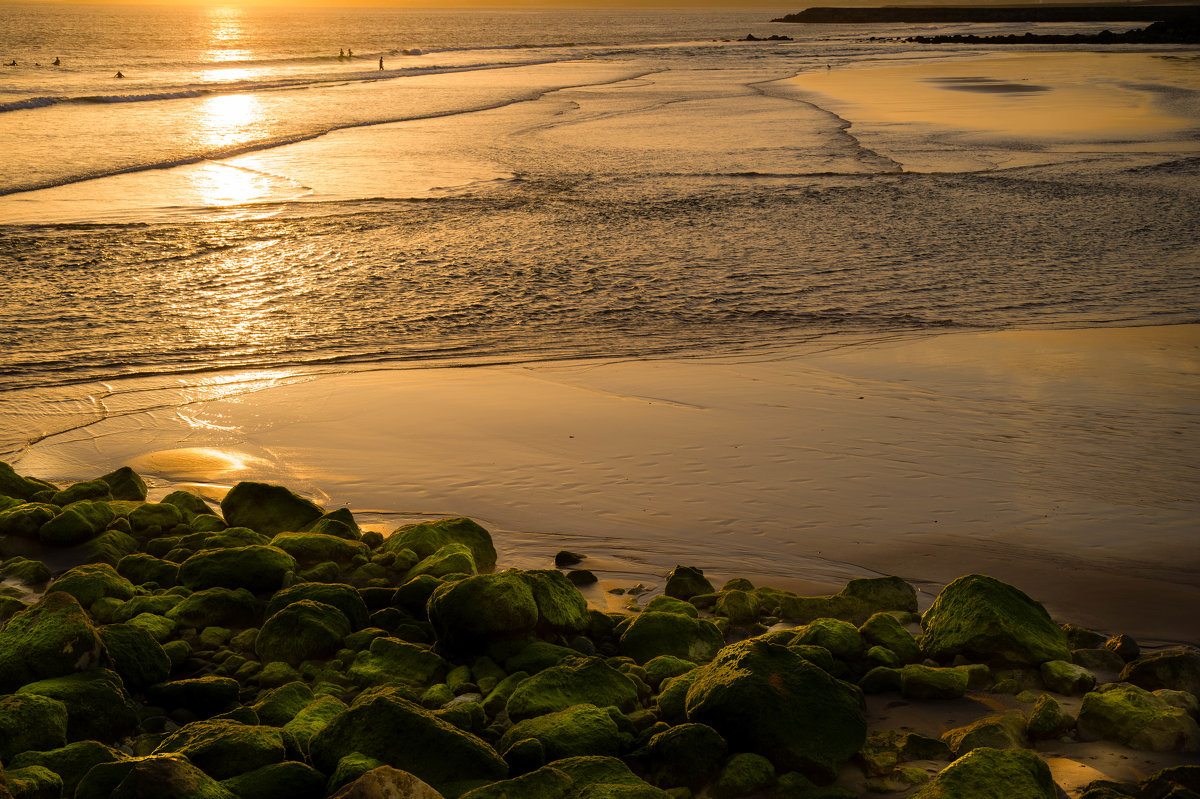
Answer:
[339, 48, 344, 59]
[115, 70, 124, 78]
[379, 57, 384, 70]
[53, 57, 60, 66]
[348, 49, 353, 57]
[6, 60, 14, 66]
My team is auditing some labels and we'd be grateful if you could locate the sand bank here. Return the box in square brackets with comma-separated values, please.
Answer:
[6, 324, 1199, 644]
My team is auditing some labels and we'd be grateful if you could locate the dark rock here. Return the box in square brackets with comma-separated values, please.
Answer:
[646, 722, 726, 789]
[99, 623, 172, 690]
[8, 740, 126, 797]
[382, 517, 498, 572]
[179, 545, 297, 593]
[1077, 683, 1200, 751]
[0, 592, 108, 692]
[684, 639, 866, 783]
[920, 574, 1070, 667]
[555, 551, 586, 568]
[265, 581, 370, 630]
[0, 693, 69, 761]
[942, 712, 1027, 757]
[98, 467, 148, 501]
[619, 612, 724, 665]
[328, 765, 447, 798]
[506, 656, 639, 720]
[1120, 648, 1200, 697]
[17, 669, 139, 742]
[256, 599, 352, 666]
[567, 569, 598, 587]
[147, 676, 241, 717]
[908, 746, 1061, 798]
[498, 703, 623, 761]
[220, 481, 324, 537]
[220, 761, 326, 799]
[74, 753, 238, 799]
[153, 719, 290, 780]
[663, 566, 713, 600]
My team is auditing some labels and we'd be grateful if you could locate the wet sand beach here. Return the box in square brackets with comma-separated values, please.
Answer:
[7, 324, 1198, 647]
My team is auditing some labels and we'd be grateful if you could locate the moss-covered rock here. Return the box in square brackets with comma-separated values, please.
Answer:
[643, 596, 699, 618]
[901, 664, 969, 700]
[252, 681, 316, 726]
[713, 589, 761, 626]
[161, 490, 215, 522]
[0, 556, 51, 586]
[45, 562, 136, 608]
[519, 569, 590, 639]
[663, 566, 714, 600]
[17, 669, 139, 743]
[128, 611, 178, 642]
[646, 722, 727, 789]
[346, 636, 449, 690]
[116, 553, 180, 587]
[147, 676, 241, 717]
[264, 581, 370, 630]
[0, 592, 108, 691]
[1076, 683, 1200, 752]
[410, 543, 479, 579]
[271, 532, 370, 569]
[712, 752, 775, 799]
[153, 719, 290, 780]
[39, 500, 114, 546]
[619, 612, 724, 665]
[776, 577, 918, 625]
[428, 571, 539, 656]
[98, 622, 172, 690]
[499, 704, 623, 761]
[219, 761, 326, 799]
[74, 753, 238, 799]
[8, 740, 126, 797]
[860, 612, 921, 664]
[909, 747, 1061, 799]
[256, 599, 352, 666]
[684, 639, 866, 784]
[128, 502, 185, 539]
[83, 529, 140, 567]
[1040, 659, 1096, 695]
[3, 764, 62, 799]
[920, 575, 1070, 667]
[506, 656, 639, 721]
[1120, 648, 1200, 698]
[942, 712, 1027, 757]
[166, 586, 260, 628]
[309, 689, 508, 797]
[0, 693, 69, 761]
[179, 545, 297, 593]
[644, 656, 696, 690]
[791, 618, 863, 661]
[0, 503, 56, 539]
[458, 766, 568, 799]
[283, 694, 348, 753]
[1027, 694, 1074, 740]
[50, 480, 113, 506]
[220, 481, 324, 537]
[0, 462, 56, 501]
[383, 517, 497, 572]
[97, 467, 148, 501]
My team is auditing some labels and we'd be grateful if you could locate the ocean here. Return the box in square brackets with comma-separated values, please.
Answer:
[1, 2, 1198, 438]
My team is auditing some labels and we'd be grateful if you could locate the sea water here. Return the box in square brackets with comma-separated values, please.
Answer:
[1, 3, 1198, 449]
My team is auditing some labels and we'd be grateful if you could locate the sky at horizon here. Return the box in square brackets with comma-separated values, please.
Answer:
[13, 0, 1187, 9]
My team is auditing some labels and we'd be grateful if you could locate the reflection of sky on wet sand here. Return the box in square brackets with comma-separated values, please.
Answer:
[789, 52, 1200, 140]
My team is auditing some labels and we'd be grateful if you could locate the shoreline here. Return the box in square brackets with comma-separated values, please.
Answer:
[5, 323, 1198, 647]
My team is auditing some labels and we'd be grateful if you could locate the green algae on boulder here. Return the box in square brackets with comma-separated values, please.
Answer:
[383, 517, 498, 572]
[900, 664, 969, 700]
[309, 690, 508, 797]
[428, 571, 539, 656]
[941, 712, 1028, 757]
[17, 669, 139, 743]
[0, 693, 69, 761]
[791, 618, 863, 661]
[179, 545, 297, 593]
[0, 556, 51, 585]
[271, 532, 370, 569]
[0, 592, 108, 692]
[220, 481, 324, 537]
[1040, 659, 1097, 695]
[920, 575, 1070, 667]
[776, 576, 918, 626]
[685, 639, 865, 784]
[46, 562, 136, 608]
[39, 500, 115, 546]
[154, 719, 291, 780]
[264, 581, 370, 630]
[663, 565, 714, 600]
[499, 703, 624, 761]
[860, 612, 921, 664]
[1076, 682, 1200, 752]
[328, 765, 447, 799]
[74, 753, 238, 799]
[116, 552, 180, 587]
[220, 761, 326, 799]
[8, 740, 127, 797]
[256, 599, 353, 666]
[128, 502, 186, 539]
[1027, 693, 1074, 740]
[345, 635, 449, 690]
[166, 586, 260, 628]
[0, 461, 57, 500]
[646, 722, 727, 789]
[51, 479, 113, 506]
[909, 747, 1061, 799]
[161, 490, 216, 522]
[283, 694, 349, 753]
[506, 656, 639, 721]
[98, 467, 148, 501]
[521, 569, 590, 639]
[147, 676, 241, 717]
[1120, 648, 1200, 697]
[410, 543, 479, 579]
[98, 622, 172, 690]
[619, 612, 724, 665]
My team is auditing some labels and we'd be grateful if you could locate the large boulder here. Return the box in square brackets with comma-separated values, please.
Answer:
[98, 623, 172, 690]
[98, 467, 148, 501]
[74, 753, 238, 799]
[128, 502, 185, 539]
[221, 482, 324, 537]
[920, 575, 1070, 667]
[1076, 683, 1200, 752]
[409, 543, 478, 579]
[154, 720, 290, 780]
[646, 722, 727, 789]
[9, 741, 127, 797]
[256, 600, 352, 666]
[909, 747, 1061, 799]
[941, 712, 1028, 757]
[116, 553, 180, 587]
[498, 704, 623, 761]
[0, 693, 69, 761]
[39, 500, 115, 546]
[0, 462, 56, 500]
[51, 479, 112, 506]
[522, 570, 590, 639]
[664, 566, 714, 600]
[383, 518, 497, 572]
[684, 639, 866, 784]
[859, 612, 922, 664]
[45, 562, 136, 607]
[428, 571, 539, 656]
[346, 636, 449, 690]
[777, 576, 918, 625]
[161, 490, 215, 522]
[309, 690, 508, 797]
[166, 587, 260, 628]
[220, 762, 326, 799]
[179, 545, 297, 593]
[0, 592, 108, 692]
[1120, 648, 1200, 698]
[270, 532, 369, 568]
[619, 612, 724, 665]
[328, 766, 446, 799]
[283, 695, 348, 753]
[146, 676, 240, 717]
[0, 503, 57, 539]
[506, 656, 639, 721]
[265, 582, 370, 629]
[17, 669, 139, 742]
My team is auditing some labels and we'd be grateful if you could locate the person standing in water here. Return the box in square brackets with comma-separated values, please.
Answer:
[53, 57, 60, 66]
[379, 57, 384, 70]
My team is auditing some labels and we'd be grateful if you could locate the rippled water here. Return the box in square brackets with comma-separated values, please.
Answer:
[2, 4, 1198, 393]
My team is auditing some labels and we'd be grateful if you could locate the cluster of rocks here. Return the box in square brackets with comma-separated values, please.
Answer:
[0, 461, 1197, 799]
[907, 14, 1200, 44]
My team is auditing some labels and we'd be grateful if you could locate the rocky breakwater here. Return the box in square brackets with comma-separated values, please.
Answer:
[0, 461, 1196, 798]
